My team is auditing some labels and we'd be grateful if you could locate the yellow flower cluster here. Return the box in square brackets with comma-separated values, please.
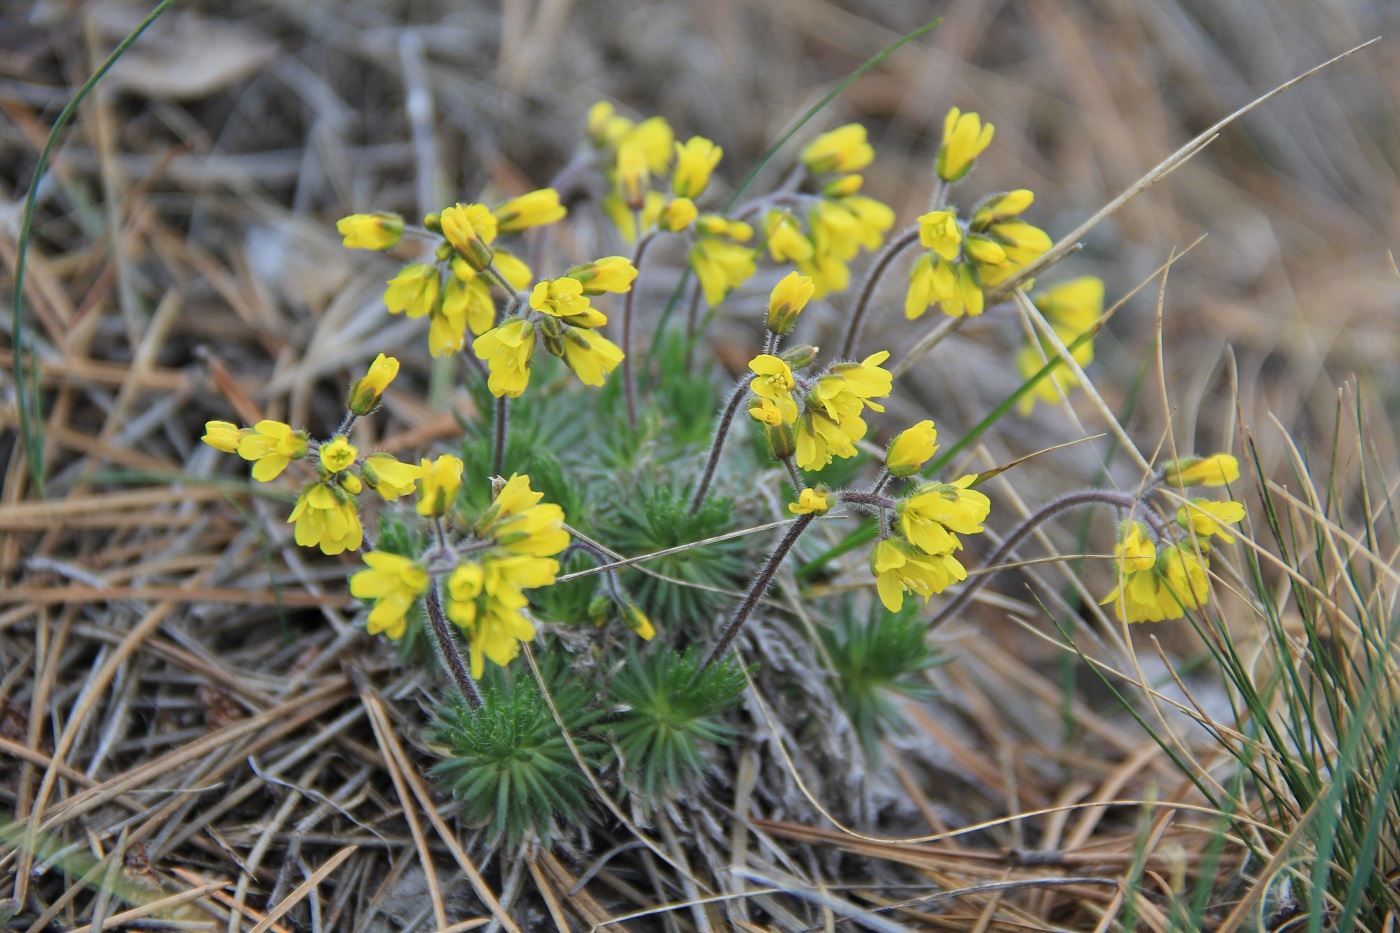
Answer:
[471, 257, 636, 398]
[690, 215, 759, 305]
[872, 476, 991, 612]
[1015, 277, 1104, 415]
[795, 352, 893, 471]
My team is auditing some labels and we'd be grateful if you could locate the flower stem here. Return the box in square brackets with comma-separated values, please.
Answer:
[926, 488, 1145, 632]
[424, 584, 482, 710]
[839, 225, 921, 359]
[621, 233, 655, 427]
[682, 282, 704, 372]
[782, 456, 804, 492]
[701, 513, 815, 671]
[690, 373, 755, 510]
[492, 394, 508, 477]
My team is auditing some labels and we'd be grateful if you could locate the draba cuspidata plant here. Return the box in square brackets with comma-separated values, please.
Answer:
[202, 102, 1246, 849]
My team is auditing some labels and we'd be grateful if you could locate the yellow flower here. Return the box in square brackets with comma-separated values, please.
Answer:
[748, 397, 785, 426]
[529, 277, 606, 328]
[619, 116, 676, 173]
[695, 214, 753, 241]
[794, 409, 865, 472]
[1116, 521, 1157, 572]
[493, 249, 533, 291]
[568, 256, 638, 295]
[202, 420, 245, 453]
[587, 100, 630, 146]
[347, 353, 399, 414]
[1033, 276, 1104, 336]
[962, 234, 1007, 265]
[319, 437, 358, 474]
[822, 174, 863, 197]
[886, 421, 938, 478]
[479, 475, 571, 558]
[336, 212, 404, 250]
[435, 276, 494, 355]
[444, 554, 557, 677]
[899, 476, 990, 555]
[384, 264, 441, 319]
[1098, 524, 1214, 623]
[690, 238, 758, 305]
[554, 326, 624, 387]
[473, 318, 537, 398]
[824, 351, 893, 409]
[763, 211, 814, 263]
[616, 140, 650, 209]
[417, 454, 464, 518]
[749, 355, 800, 425]
[659, 197, 697, 232]
[811, 196, 893, 258]
[288, 482, 362, 555]
[975, 220, 1052, 288]
[1014, 343, 1083, 416]
[237, 421, 309, 482]
[766, 271, 816, 335]
[1177, 498, 1246, 545]
[439, 203, 497, 271]
[1164, 454, 1240, 488]
[789, 487, 833, 515]
[1159, 545, 1210, 613]
[936, 107, 994, 182]
[361, 453, 423, 501]
[871, 537, 967, 612]
[492, 189, 566, 235]
[672, 136, 722, 198]
[918, 210, 962, 261]
[801, 124, 874, 175]
[349, 551, 429, 639]
[621, 602, 655, 640]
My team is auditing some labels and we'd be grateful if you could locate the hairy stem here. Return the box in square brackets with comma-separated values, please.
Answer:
[839, 225, 921, 359]
[621, 233, 655, 427]
[424, 584, 482, 710]
[927, 488, 1145, 632]
[690, 373, 755, 510]
[702, 513, 815, 671]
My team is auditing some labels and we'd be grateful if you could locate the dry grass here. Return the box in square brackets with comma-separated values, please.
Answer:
[2, 1, 1399, 930]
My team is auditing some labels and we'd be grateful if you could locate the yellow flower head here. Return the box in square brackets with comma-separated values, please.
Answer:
[349, 551, 429, 639]
[672, 136, 723, 198]
[385, 264, 441, 319]
[809, 351, 893, 427]
[936, 107, 995, 182]
[587, 100, 631, 146]
[473, 318, 536, 399]
[553, 325, 624, 387]
[1177, 498, 1246, 545]
[971, 189, 1035, 228]
[530, 277, 606, 328]
[974, 219, 1051, 288]
[918, 210, 962, 261]
[288, 482, 362, 555]
[439, 203, 497, 271]
[823, 174, 863, 198]
[361, 453, 423, 501]
[492, 189, 566, 235]
[763, 210, 814, 263]
[790, 487, 834, 515]
[1014, 343, 1082, 416]
[766, 271, 816, 335]
[748, 397, 785, 426]
[347, 353, 399, 414]
[695, 214, 753, 241]
[794, 409, 865, 472]
[1164, 454, 1240, 488]
[202, 420, 246, 453]
[417, 454, 464, 518]
[1115, 521, 1157, 573]
[568, 256, 638, 295]
[658, 197, 698, 232]
[237, 420, 309, 482]
[886, 420, 938, 478]
[899, 475, 990, 554]
[621, 602, 655, 640]
[442, 558, 541, 678]
[749, 354, 800, 425]
[962, 234, 1007, 265]
[480, 475, 571, 558]
[801, 124, 874, 176]
[1033, 276, 1104, 336]
[435, 276, 494, 355]
[616, 140, 650, 209]
[871, 537, 967, 612]
[690, 238, 758, 305]
[319, 437, 359, 474]
[336, 212, 404, 251]
[619, 116, 676, 173]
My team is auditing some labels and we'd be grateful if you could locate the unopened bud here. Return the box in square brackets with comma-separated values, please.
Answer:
[780, 344, 819, 370]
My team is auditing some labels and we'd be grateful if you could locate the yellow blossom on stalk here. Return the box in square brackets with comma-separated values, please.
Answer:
[1160, 545, 1210, 611]
[288, 482, 362, 555]
[361, 453, 423, 500]
[823, 174, 863, 197]
[587, 101, 631, 146]
[1177, 499, 1246, 545]
[815, 196, 894, 258]
[690, 238, 758, 305]
[748, 397, 785, 426]
[529, 277, 605, 327]
[348, 353, 399, 414]
[659, 197, 698, 232]
[801, 124, 874, 175]
[436, 276, 494, 354]
[936, 107, 995, 182]
[962, 234, 1007, 265]
[975, 220, 1052, 288]
[554, 325, 625, 386]
[905, 255, 984, 319]
[824, 351, 893, 410]
[439, 203, 497, 271]
[695, 214, 753, 241]
[444, 554, 558, 677]
[320, 436, 358, 473]
[763, 210, 814, 263]
[616, 141, 650, 209]
[766, 271, 816, 334]
[1034, 276, 1104, 335]
[899, 476, 990, 555]
[1164, 454, 1240, 488]
[349, 551, 429, 639]
[1099, 523, 1212, 623]
[749, 355, 800, 425]
[336, 212, 404, 251]
[794, 409, 865, 471]
[385, 264, 441, 319]
[1117, 521, 1157, 572]
[972, 189, 1036, 227]
[919, 210, 962, 261]
[620, 116, 676, 173]
[479, 474, 571, 558]
[202, 420, 245, 453]
[673, 136, 722, 198]
[237, 421, 309, 482]
[886, 421, 937, 477]
[568, 256, 638, 295]
[871, 537, 967, 612]
[473, 318, 536, 399]
[621, 602, 655, 640]
[492, 189, 565, 235]
[416, 454, 464, 518]
[789, 487, 833, 515]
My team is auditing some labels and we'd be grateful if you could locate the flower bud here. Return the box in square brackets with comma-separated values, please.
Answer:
[779, 344, 819, 370]
[658, 197, 697, 232]
[935, 108, 994, 183]
[347, 353, 399, 415]
[789, 486, 833, 515]
[336, 212, 404, 250]
[765, 271, 816, 335]
[439, 203, 497, 272]
[886, 420, 938, 477]
[1163, 454, 1240, 488]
